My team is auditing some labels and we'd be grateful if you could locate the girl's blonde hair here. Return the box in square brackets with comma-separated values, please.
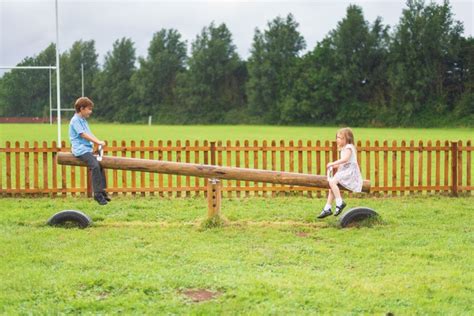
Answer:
[337, 127, 355, 145]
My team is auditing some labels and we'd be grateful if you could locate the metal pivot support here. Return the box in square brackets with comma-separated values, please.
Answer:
[207, 178, 222, 218]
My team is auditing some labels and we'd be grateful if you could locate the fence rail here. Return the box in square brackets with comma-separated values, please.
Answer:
[0, 139, 472, 197]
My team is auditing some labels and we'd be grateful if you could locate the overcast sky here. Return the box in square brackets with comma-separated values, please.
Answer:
[1, 0, 473, 71]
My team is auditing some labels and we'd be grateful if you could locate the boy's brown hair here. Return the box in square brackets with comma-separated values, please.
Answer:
[337, 127, 355, 145]
[74, 97, 94, 113]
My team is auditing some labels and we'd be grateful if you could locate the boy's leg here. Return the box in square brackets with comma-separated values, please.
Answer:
[77, 153, 107, 204]
[100, 166, 107, 190]
[99, 166, 111, 201]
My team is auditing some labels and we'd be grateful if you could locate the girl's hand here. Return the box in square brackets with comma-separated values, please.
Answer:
[326, 162, 334, 169]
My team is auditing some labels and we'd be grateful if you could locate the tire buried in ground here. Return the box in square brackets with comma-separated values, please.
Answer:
[47, 210, 92, 228]
[339, 207, 378, 228]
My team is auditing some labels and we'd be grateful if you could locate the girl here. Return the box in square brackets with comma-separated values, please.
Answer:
[317, 127, 363, 219]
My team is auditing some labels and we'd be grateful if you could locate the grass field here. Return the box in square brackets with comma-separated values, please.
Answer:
[1, 195, 473, 314]
[1, 123, 473, 144]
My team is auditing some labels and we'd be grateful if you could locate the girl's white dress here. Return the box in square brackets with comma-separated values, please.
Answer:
[334, 144, 363, 192]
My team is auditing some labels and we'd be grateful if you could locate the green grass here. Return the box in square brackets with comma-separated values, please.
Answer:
[1, 196, 473, 314]
[1, 123, 473, 143]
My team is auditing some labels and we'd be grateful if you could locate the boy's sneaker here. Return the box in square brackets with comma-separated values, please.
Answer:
[94, 193, 108, 205]
[317, 208, 333, 219]
[102, 191, 112, 202]
[334, 201, 347, 216]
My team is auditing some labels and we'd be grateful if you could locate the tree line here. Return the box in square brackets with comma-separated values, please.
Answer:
[0, 0, 472, 127]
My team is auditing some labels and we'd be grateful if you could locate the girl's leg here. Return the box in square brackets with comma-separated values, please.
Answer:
[328, 178, 342, 200]
[326, 189, 334, 205]
[329, 178, 347, 215]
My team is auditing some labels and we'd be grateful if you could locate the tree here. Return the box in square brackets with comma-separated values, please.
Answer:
[176, 22, 245, 123]
[0, 44, 56, 117]
[94, 38, 137, 122]
[60, 40, 99, 109]
[388, 0, 464, 125]
[246, 14, 306, 123]
[131, 29, 187, 120]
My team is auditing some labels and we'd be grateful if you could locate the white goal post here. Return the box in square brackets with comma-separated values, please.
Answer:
[0, 0, 63, 147]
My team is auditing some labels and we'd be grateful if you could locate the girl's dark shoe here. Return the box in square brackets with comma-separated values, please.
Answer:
[317, 208, 333, 219]
[94, 193, 108, 205]
[334, 201, 347, 216]
[102, 191, 111, 202]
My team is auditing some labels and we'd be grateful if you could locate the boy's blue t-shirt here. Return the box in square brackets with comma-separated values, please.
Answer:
[69, 114, 94, 157]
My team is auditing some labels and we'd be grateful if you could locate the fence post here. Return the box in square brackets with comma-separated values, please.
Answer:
[331, 141, 338, 162]
[87, 169, 92, 198]
[451, 141, 458, 197]
[207, 178, 222, 218]
[210, 141, 216, 165]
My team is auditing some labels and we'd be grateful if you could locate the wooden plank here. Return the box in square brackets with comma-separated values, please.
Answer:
[112, 140, 118, 196]
[57, 153, 372, 192]
[364, 140, 370, 183]
[374, 140, 380, 195]
[280, 140, 285, 197]
[226, 140, 232, 198]
[435, 140, 440, 193]
[185, 140, 191, 197]
[427, 140, 432, 194]
[392, 140, 397, 196]
[235, 140, 241, 198]
[467, 140, 472, 195]
[33, 141, 39, 191]
[193, 140, 199, 197]
[176, 140, 182, 198]
[271, 140, 276, 197]
[24, 141, 30, 191]
[409, 141, 414, 195]
[418, 141, 423, 193]
[297, 140, 303, 196]
[262, 140, 268, 197]
[307, 140, 312, 198]
[203, 140, 209, 197]
[316, 140, 321, 198]
[383, 140, 388, 196]
[244, 140, 250, 197]
[253, 140, 259, 196]
[6, 142, 11, 194]
[15, 141, 21, 192]
[130, 140, 137, 196]
[160, 140, 165, 197]
[167, 140, 172, 197]
[140, 140, 146, 197]
[121, 140, 127, 196]
[51, 141, 57, 197]
[400, 140, 406, 196]
[451, 141, 458, 196]
[61, 141, 67, 197]
[458, 140, 462, 191]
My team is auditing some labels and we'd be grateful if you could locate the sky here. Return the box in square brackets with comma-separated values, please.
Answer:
[1, 0, 473, 73]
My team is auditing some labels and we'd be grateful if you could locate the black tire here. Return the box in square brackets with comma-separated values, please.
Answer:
[339, 207, 378, 228]
[47, 210, 92, 228]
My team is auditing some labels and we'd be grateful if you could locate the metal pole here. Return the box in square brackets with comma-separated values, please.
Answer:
[49, 67, 52, 125]
[81, 63, 84, 96]
[55, 0, 62, 147]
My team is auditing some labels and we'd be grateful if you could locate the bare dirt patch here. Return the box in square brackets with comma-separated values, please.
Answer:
[181, 289, 221, 302]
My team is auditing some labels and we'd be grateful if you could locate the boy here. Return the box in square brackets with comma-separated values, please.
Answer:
[69, 97, 111, 205]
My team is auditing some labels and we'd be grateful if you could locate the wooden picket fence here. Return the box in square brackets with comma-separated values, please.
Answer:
[0, 139, 472, 197]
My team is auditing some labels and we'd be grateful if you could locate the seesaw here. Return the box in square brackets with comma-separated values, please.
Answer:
[48, 149, 378, 228]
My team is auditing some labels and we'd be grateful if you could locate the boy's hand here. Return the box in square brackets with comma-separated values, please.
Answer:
[97, 141, 106, 147]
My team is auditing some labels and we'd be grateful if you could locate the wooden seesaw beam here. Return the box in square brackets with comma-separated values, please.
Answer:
[57, 152, 371, 193]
